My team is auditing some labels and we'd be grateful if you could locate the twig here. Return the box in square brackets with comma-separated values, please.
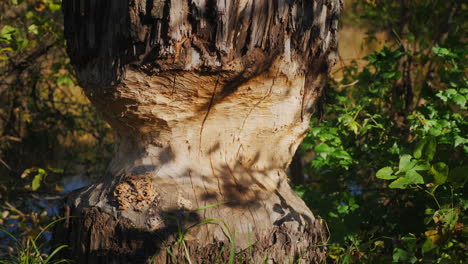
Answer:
[0, 136, 21, 142]
[4, 201, 25, 217]
[0, 158, 11, 170]
[338, 80, 359, 89]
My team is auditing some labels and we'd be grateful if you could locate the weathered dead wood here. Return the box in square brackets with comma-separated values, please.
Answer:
[56, 0, 342, 263]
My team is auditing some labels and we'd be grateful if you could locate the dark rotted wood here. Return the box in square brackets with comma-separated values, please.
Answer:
[63, 0, 340, 102]
[56, 201, 327, 263]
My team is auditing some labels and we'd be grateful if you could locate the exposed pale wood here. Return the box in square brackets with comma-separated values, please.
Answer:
[57, 0, 341, 263]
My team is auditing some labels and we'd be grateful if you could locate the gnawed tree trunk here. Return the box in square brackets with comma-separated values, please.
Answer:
[56, 0, 341, 263]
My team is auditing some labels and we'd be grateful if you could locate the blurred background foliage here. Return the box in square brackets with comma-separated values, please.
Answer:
[294, 0, 467, 263]
[0, 0, 112, 262]
[0, 0, 466, 263]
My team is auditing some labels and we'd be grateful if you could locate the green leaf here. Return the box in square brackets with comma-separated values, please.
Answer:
[293, 187, 305, 198]
[347, 120, 360, 135]
[445, 89, 457, 96]
[376, 167, 396, 180]
[333, 150, 351, 160]
[0, 25, 18, 41]
[0, 47, 14, 53]
[401, 234, 417, 250]
[389, 177, 413, 189]
[328, 212, 339, 218]
[429, 162, 448, 185]
[337, 204, 349, 214]
[452, 94, 466, 108]
[315, 143, 333, 157]
[398, 155, 415, 172]
[414, 139, 425, 159]
[383, 71, 398, 79]
[436, 91, 448, 102]
[406, 170, 424, 184]
[421, 238, 437, 254]
[460, 198, 468, 210]
[389, 142, 400, 155]
[31, 168, 47, 191]
[434, 209, 458, 230]
[423, 137, 437, 161]
[57, 74, 75, 86]
[48, 167, 64, 173]
[414, 161, 430, 171]
[393, 248, 412, 262]
[27, 24, 39, 35]
[413, 137, 436, 160]
[49, 3, 62, 12]
[25, 11, 35, 19]
[454, 136, 468, 147]
[31, 174, 42, 191]
[432, 46, 456, 58]
[310, 127, 321, 136]
[447, 166, 468, 188]
[449, 81, 458, 88]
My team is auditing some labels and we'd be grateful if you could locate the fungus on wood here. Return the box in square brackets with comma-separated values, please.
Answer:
[57, 0, 341, 263]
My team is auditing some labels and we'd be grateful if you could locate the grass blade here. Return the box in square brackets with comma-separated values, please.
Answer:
[45, 245, 68, 263]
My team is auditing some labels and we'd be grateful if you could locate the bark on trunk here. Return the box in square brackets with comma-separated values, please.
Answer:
[56, 0, 341, 263]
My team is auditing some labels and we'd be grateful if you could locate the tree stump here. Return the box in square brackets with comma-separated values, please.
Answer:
[57, 0, 341, 263]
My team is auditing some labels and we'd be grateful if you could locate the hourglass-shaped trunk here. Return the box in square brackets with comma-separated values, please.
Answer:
[56, 0, 341, 263]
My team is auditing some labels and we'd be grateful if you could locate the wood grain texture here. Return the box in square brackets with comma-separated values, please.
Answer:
[63, 0, 340, 88]
[57, 0, 342, 263]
